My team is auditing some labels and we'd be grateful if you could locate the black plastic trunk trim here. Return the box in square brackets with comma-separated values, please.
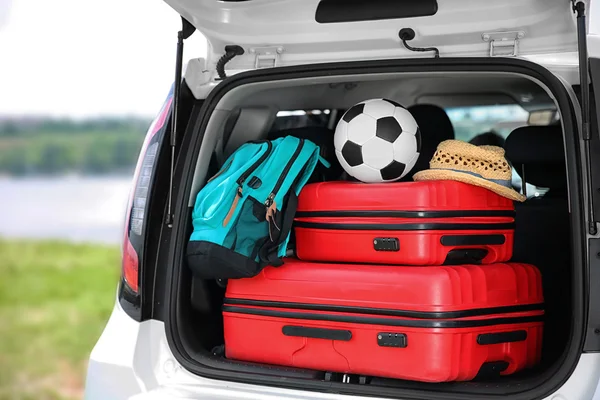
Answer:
[315, 0, 438, 24]
[163, 57, 585, 400]
[294, 221, 515, 231]
[224, 298, 545, 320]
[295, 210, 516, 218]
[222, 305, 544, 329]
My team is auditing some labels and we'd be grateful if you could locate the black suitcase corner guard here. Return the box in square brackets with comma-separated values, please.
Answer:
[443, 249, 489, 265]
[475, 361, 510, 379]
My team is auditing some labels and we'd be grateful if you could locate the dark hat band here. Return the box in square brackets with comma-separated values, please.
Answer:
[433, 168, 513, 188]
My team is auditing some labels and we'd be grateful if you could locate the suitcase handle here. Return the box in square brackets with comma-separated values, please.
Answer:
[477, 330, 527, 345]
[282, 326, 352, 341]
[440, 234, 506, 246]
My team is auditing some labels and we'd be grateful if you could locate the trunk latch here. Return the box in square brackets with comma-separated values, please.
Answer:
[482, 31, 525, 57]
[250, 46, 284, 69]
[324, 372, 370, 385]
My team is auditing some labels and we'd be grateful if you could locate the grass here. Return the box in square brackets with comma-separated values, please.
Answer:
[0, 239, 120, 400]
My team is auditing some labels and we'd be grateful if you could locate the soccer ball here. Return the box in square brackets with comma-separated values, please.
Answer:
[334, 99, 421, 183]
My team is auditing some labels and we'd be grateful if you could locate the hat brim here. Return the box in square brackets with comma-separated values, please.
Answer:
[413, 169, 526, 202]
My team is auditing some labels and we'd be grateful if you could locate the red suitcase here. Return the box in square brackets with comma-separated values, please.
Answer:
[223, 259, 543, 383]
[294, 180, 515, 265]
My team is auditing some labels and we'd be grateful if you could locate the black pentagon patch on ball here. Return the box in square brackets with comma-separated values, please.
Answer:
[383, 98, 404, 108]
[342, 103, 365, 123]
[381, 160, 406, 181]
[415, 127, 422, 152]
[376, 117, 402, 143]
[341, 141, 363, 167]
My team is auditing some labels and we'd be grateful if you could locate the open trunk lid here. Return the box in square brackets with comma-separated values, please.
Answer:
[163, 0, 578, 70]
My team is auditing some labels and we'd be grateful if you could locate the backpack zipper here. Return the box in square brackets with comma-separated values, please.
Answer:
[236, 141, 273, 188]
[223, 141, 273, 227]
[207, 159, 233, 183]
[265, 138, 305, 209]
[265, 138, 305, 238]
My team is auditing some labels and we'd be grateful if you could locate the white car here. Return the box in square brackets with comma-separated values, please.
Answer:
[85, 0, 600, 399]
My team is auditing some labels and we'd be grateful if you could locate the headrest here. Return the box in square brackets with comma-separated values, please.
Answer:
[469, 131, 506, 147]
[407, 104, 455, 176]
[505, 125, 565, 190]
[505, 125, 564, 164]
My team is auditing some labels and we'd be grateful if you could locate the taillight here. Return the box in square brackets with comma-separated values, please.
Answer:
[121, 89, 173, 296]
[122, 235, 140, 292]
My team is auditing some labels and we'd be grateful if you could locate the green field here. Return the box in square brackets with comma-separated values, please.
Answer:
[0, 240, 120, 400]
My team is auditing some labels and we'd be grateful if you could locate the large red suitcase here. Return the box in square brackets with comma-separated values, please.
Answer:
[223, 259, 544, 383]
[294, 181, 515, 265]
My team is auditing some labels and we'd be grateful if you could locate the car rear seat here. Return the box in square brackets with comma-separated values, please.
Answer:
[505, 124, 570, 365]
[405, 104, 455, 179]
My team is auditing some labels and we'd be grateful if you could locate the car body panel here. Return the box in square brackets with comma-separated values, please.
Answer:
[163, 0, 579, 71]
[84, 302, 600, 400]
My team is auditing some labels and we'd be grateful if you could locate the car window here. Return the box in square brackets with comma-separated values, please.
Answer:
[271, 110, 331, 132]
[444, 104, 549, 198]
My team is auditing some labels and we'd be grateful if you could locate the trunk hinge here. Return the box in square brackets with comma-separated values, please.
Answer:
[482, 31, 525, 57]
[165, 18, 195, 227]
[573, 0, 597, 235]
[250, 46, 284, 69]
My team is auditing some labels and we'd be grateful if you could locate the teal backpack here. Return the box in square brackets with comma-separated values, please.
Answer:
[187, 136, 323, 279]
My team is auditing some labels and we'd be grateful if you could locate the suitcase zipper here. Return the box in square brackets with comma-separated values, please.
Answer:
[265, 138, 305, 239]
[295, 210, 516, 218]
[222, 141, 273, 227]
[222, 305, 544, 328]
[224, 298, 544, 319]
[293, 221, 515, 231]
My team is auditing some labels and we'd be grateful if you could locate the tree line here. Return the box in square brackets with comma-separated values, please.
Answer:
[0, 118, 151, 176]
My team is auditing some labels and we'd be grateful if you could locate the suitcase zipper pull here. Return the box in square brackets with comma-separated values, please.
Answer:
[223, 186, 243, 227]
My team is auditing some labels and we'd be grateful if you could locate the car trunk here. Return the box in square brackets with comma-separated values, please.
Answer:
[163, 58, 586, 400]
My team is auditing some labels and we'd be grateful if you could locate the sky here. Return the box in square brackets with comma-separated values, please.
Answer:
[0, 0, 207, 119]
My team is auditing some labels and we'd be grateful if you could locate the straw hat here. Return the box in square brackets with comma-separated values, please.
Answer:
[413, 140, 526, 202]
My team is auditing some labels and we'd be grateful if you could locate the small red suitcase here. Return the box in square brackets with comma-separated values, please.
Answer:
[294, 180, 515, 265]
[223, 259, 543, 383]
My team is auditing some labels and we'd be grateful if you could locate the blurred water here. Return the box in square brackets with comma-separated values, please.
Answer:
[0, 174, 543, 246]
[0, 176, 132, 245]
